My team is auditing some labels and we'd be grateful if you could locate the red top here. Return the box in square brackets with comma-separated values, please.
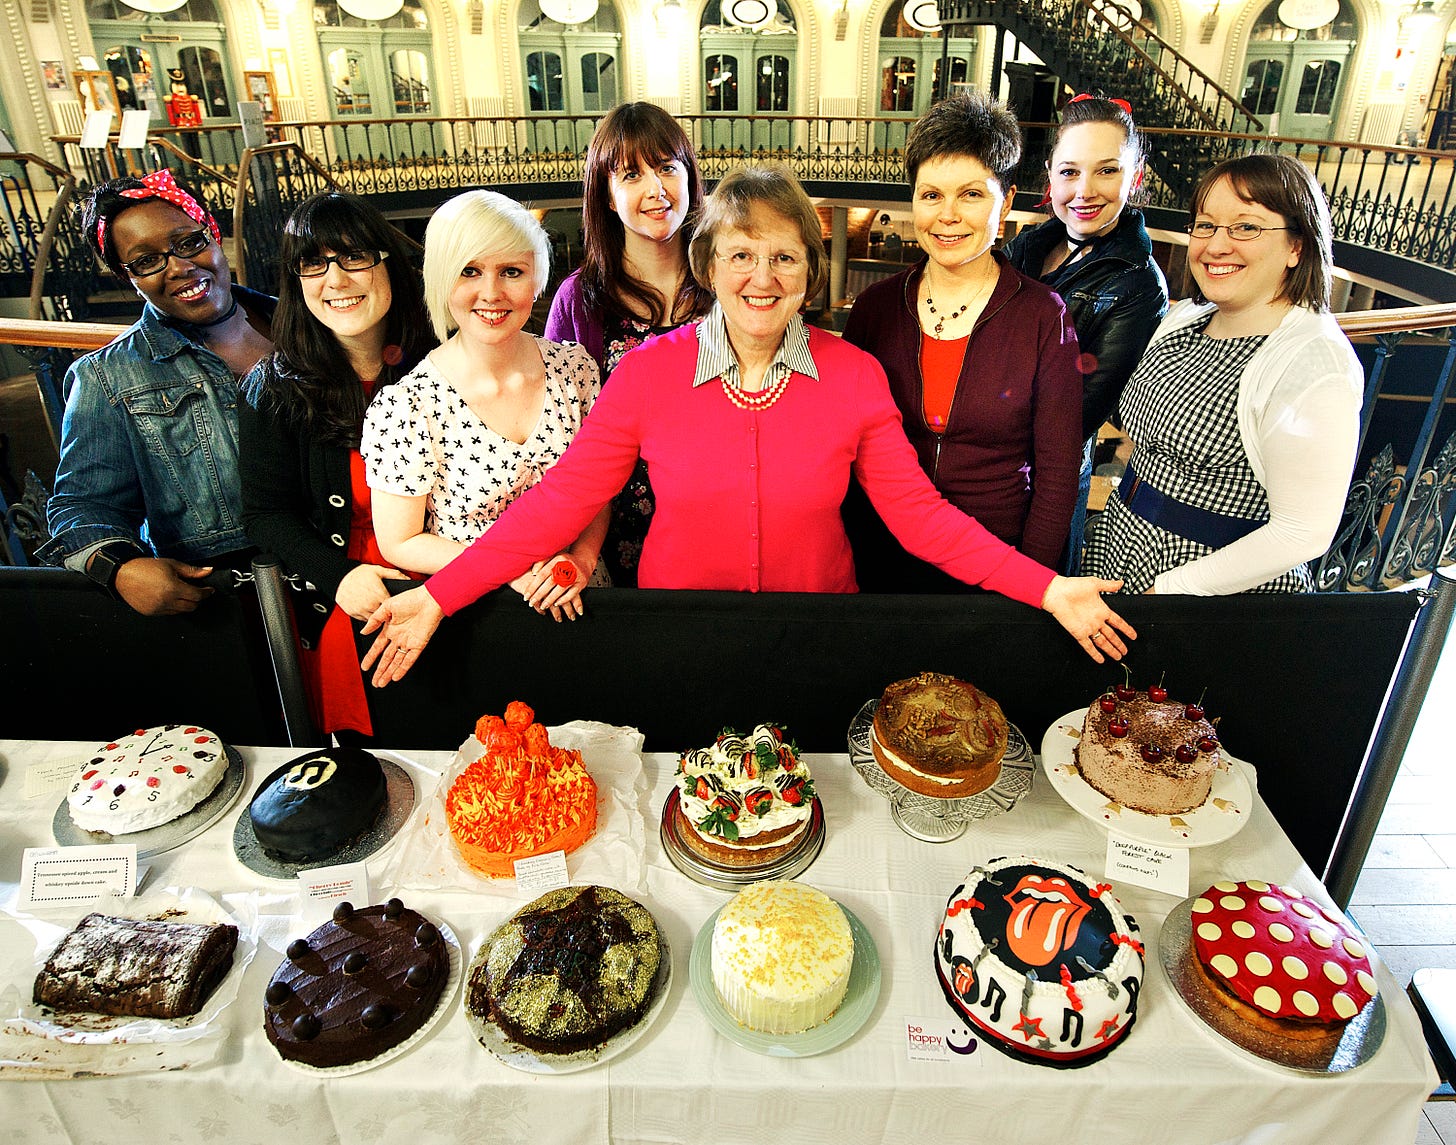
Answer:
[426, 324, 1054, 612]
[920, 333, 970, 432]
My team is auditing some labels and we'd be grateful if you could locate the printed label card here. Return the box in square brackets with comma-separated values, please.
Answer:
[19, 845, 138, 910]
[297, 861, 370, 927]
[514, 851, 569, 895]
[1105, 835, 1189, 897]
[904, 1015, 986, 1065]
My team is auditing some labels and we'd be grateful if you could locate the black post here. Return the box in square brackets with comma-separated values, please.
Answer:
[251, 553, 325, 748]
[1326, 568, 1456, 906]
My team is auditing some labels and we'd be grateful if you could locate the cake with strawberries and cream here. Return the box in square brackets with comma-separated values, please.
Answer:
[871, 673, 1008, 799]
[935, 856, 1144, 1067]
[672, 724, 816, 870]
[711, 880, 853, 1034]
[1182, 879, 1379, 1067]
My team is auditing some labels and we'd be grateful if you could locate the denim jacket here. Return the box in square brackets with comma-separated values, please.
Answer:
[39, 287, 276, 567]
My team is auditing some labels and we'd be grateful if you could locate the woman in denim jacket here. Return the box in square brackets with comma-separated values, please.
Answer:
[40, 171, 275, 615]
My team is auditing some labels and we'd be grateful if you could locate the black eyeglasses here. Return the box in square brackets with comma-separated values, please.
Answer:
[294, 250, 388, 277]
[121, 228, 214, 277]
[1184, 222, 1291, 241]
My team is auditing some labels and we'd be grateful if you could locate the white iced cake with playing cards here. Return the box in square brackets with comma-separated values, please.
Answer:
[67, 724, 228, 834]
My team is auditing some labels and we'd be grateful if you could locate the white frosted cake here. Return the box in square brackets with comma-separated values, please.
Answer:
[711, 881, 853, 1034]
[67, 725, 228, 834]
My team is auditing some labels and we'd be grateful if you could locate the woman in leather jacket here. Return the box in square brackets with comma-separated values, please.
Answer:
[1002, 95, 1169, 573]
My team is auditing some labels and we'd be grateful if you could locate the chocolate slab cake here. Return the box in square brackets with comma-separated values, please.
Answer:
[33, 913, 238, 1019]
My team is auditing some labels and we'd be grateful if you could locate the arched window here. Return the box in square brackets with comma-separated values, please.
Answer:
[316, 0, 434, 119]
[875, 2, 977, 116]
[86, 0, 234, 123]
[518, 0, 620, 116]
[1241, 0, 1354, 138]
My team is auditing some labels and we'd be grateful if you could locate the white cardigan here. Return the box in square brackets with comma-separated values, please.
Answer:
[1139, 299, 1363, 595]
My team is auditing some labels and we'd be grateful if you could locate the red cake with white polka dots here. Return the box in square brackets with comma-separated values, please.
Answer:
[67, 725, 228, 835]
[1186, 879, 1378, 1065]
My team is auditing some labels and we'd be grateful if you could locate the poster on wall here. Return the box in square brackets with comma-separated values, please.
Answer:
[42, 61, 67, 91]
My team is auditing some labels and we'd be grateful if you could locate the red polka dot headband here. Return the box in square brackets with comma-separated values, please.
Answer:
[95, 169, 222, 258]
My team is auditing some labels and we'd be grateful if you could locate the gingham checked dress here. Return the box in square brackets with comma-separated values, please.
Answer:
[1082, 315, 1313, 594]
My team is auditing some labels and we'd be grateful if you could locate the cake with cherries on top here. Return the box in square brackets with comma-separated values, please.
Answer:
[1075, 683, 1221, 815]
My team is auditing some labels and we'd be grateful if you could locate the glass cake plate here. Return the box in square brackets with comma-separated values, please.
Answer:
[272, 919, 462, 1077]
[689, 902, 881, 1057]
[1040, 709, 1254, 848]
[660, 787, 825, 891]
[232, 751, 418, 879]
[465, 930, 672, 1074]
[847, 699, 1034, 842]
[1158, 896, 1386, 1075]
[52, 744, 246, 859]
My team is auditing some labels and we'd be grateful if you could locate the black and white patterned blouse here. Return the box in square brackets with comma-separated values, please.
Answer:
[1083, 317, 1312, 594]
[361, 338, 600, 546]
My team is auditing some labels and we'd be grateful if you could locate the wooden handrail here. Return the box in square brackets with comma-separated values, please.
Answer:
[232, 142, 343, 289]
[0, 318, 131, 352]
[1337, 304, 1456, 336]
[27, 178, 77, 322]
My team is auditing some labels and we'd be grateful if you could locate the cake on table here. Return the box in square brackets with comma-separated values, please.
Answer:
[468, 884, 663, 1054]
[711, 880, 853, 1035]
[248, 745, 387, 862]
[263, 899, 451, 1068]
[446, 701, 597, 878]
[1075, 685, 1222, 815]
[34, 913, 238, 1019]
[935, 857, 1144, 1067]
[870, 672, 1008, 798]
[673, 723, 817, 869]
[66, 724, 228, 834]
[1182, 879, 1379, 1067]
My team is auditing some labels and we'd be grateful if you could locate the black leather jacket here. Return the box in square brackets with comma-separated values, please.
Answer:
[1001, 208, 1169, 440]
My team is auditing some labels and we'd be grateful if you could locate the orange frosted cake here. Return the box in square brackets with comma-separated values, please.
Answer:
[445, 702, 598, 878]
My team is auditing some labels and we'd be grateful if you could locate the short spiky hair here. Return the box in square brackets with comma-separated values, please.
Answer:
[905, 90, 1022, 189]
[1189, 153, 1332, 311]
[422, 190, 552, 341]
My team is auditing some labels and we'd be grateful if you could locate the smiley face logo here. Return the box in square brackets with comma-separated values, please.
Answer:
[946, 1025, 978, 1055]
[283, 756, 337, 790]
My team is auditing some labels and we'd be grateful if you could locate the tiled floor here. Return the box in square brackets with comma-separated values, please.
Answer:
[1348, 583, 1456, 1142]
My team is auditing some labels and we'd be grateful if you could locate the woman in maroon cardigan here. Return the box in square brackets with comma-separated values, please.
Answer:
[844, 90, 1083, 590]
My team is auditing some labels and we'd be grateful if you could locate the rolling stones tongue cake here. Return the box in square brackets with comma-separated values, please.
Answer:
[935, 857, 1144, 1067]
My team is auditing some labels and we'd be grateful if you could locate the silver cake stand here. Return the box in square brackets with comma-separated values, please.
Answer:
[847, 699, 1034, 842]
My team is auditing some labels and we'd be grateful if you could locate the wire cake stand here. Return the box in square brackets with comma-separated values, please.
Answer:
[846, 699, 1034, 842]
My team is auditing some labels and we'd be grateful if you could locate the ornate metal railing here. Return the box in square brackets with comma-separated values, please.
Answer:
[0, 153, 95, 321]
[938, 0, 1261, 200]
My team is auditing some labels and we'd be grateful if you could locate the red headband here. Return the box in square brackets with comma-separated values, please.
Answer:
[96, 169, 222, 260]
[1067, 93, 1134, 116]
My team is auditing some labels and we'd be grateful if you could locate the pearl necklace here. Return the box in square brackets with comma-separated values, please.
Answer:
[721, 373, 790, 411]
[923, 265, 997, 340]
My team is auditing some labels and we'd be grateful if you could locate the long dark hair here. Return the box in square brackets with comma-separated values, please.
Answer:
[262, 192, 432, 447]
[578, 102, 713, 327]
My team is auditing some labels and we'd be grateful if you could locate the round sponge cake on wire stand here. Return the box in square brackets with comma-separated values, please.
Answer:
[848, 697, 1034, 842]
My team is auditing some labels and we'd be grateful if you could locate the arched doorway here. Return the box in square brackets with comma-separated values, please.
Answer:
[1240, 0, 1355, 139]
[86, 0, 235, 126]
[700, 0, 798, 150]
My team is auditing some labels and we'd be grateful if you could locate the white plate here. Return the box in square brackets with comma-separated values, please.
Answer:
[1040, 709, 1254, 848]
[690, 903, 881, 1057]
[465, 931, 672, 1073]
[52, 744, 246, 859]
[275, 919, 462, 1077]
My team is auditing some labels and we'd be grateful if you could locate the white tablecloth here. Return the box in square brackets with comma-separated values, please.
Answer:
[0, 733, 1439, 1145]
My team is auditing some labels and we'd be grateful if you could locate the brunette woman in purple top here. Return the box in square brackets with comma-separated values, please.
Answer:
[545, 102, 714, 585]
[844, 90, 1083, 589]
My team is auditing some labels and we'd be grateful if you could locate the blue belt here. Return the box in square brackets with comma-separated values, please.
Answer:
[1117, 464, 1263, 549]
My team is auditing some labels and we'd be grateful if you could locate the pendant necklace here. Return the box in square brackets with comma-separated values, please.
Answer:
[924, 266, 995, 340]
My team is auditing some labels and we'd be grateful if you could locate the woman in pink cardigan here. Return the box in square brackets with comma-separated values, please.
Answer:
[361, 164, 1136, 684]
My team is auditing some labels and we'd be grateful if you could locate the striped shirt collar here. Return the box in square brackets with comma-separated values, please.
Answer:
[692, 302, 820, 388]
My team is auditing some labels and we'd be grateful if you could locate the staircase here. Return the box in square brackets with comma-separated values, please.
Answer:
[938, 0, 1264, 203]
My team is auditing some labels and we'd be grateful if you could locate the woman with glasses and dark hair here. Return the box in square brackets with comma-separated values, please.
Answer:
[40, 171, 275, 615]
[545, 101, 715, 584]
[1082, 153, 1362, 594]
[356, 164, 1137, 686]
[361, 189, 609, 622]
[843, 90, 1083, 587]
[239, 191, 432, 738]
